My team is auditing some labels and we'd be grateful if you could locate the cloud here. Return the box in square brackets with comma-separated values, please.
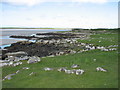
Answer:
[1, 0, 46, 6]
[71, 0, 107, 3]
[1, 0, 118, 6]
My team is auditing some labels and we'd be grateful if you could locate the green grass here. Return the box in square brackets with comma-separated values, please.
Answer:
[2, 33, 118, 88]
[77, 33, 118, 47]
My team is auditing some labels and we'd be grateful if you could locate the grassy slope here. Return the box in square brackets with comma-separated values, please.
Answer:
[2, 33, 118, 88]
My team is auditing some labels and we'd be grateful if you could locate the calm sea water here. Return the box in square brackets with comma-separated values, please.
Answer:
[0, 29, 70, 49]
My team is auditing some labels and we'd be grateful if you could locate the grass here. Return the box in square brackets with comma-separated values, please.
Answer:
[77, 33, 118, 47]
[2, 33, 118, 88]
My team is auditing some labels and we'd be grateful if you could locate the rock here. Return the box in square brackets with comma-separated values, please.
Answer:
[14, 56, 29, 61]
[96, 67, 107, 72]
[47, 55, 55, 57]
[16, 70, 20, 74]
[8, 61, 13, 66]
[12, 62, 22, 67]
[29, 72, 36, 76]
[3, 73, 16, 81]
[71, 64, 80, 68]
[27, 56, 41, 64]
[22, 67, 30, 70]
[0, 63, 8, 67]
[75, 69, 85, 75]
[57, 67, 67, 72]
[65, 70, 74, 74]
[0, 60, 4, 63]
[7, 56, 15, 61]
[5, 51, 27, 57]
[93, 59, 96, 62]
[43, 67, 53, 71]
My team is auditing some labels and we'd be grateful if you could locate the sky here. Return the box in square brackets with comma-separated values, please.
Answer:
[0, 0, 119, 28]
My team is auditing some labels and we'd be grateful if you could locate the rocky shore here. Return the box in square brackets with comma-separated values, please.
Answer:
[1, 32, 88, 59]
[0, 31, 118, 67]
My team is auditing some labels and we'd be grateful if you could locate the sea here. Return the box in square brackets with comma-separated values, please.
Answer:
[0, 29, 70, 49]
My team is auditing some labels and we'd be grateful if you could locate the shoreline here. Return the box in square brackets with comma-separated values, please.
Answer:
[1, 29, 71, 46]
[1, 29, 118, 60]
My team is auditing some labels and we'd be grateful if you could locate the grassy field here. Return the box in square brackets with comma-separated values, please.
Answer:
[2, 32, 118, 88]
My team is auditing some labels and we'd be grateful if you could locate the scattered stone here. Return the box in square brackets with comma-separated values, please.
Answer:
[0, 63, 8, 67]
[3, 73, 16, 81]
[93, 59, 96, 62]
[29, 72, 36, 76]
[71, 64, 80, 68]
[96, 67, 107, 72]
[65, 70, 74, 74]
[8, 61, 13, 66]
[16, 70, 20, 74]
[47, 55, 55, 57]
[75, 69, 85, 75]
[57, 67, 67, 72]
[12, 62, 23, 67]
[43, 67, 54, 71]
[22, 67, 30, 70]
[6, 56, 15, 61]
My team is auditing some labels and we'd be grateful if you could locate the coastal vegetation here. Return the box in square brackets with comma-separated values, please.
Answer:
[2, 29, 118, 88]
